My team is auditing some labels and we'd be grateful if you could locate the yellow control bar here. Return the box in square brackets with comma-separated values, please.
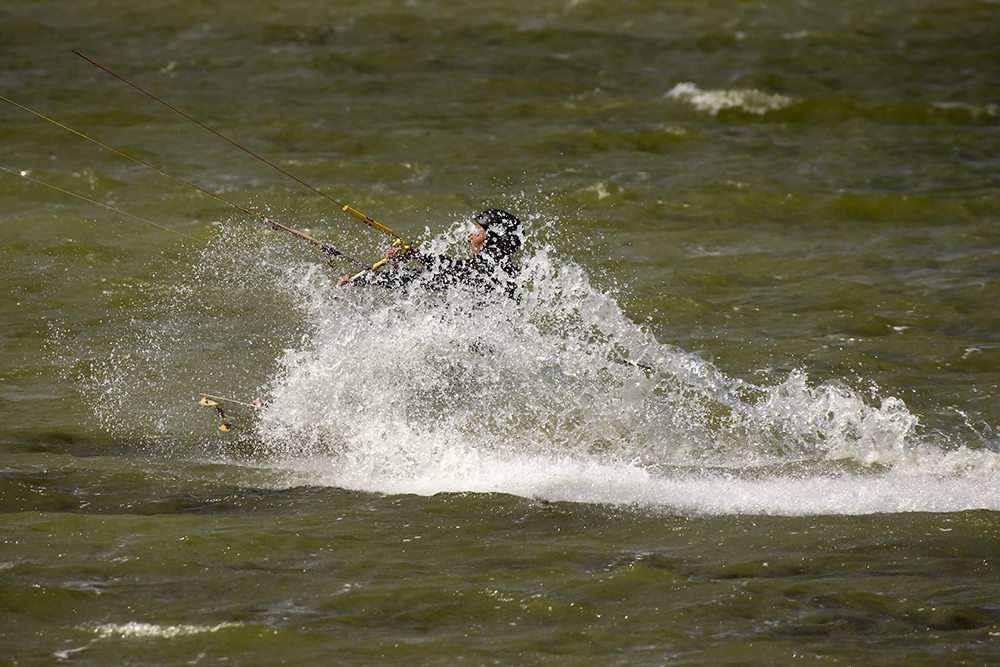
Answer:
[343, 205, 398, 238]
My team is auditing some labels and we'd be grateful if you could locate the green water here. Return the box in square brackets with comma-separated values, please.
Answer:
[3, 0, 1000, 664]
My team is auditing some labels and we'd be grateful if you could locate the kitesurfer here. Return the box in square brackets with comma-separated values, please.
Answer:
[337, 208, 522, 299]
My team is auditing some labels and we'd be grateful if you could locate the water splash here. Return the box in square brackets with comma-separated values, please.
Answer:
[87, 214, 1000, 515]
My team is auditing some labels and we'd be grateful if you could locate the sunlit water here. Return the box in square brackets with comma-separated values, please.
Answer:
[3, 0, 1000, 664]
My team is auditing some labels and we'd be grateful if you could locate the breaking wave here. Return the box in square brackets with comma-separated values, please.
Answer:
[664, 81, 1000, 125]
[665, 82, 797, 116]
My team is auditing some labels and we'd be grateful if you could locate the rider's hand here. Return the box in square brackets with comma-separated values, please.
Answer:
[385, 246, 418, 261]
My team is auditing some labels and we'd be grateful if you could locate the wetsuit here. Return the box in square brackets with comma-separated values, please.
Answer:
[367, 250, 520, 300]
[353, 209, 522, 300]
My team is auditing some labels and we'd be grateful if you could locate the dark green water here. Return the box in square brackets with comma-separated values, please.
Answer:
[3, 0, 1000, 664]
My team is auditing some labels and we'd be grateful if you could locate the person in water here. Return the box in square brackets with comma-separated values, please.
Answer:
[337, 208, 522, 298]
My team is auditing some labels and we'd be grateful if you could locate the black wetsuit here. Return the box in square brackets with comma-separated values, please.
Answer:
[367, 250, 520, 300]
[361, 209, 522, 300]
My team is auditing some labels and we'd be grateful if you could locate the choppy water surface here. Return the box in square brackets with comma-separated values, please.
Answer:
[2, 0, 1000, 664]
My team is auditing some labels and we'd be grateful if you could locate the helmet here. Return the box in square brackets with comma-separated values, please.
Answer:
[475, 209, 521, 260]
[475, 208, 520, 233]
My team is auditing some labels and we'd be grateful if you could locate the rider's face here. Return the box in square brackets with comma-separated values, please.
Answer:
[469, 223, 487, 257]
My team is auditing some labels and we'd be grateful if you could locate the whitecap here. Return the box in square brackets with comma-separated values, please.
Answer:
[665, 81, 796, 116]
[89, 621, 242, 639]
